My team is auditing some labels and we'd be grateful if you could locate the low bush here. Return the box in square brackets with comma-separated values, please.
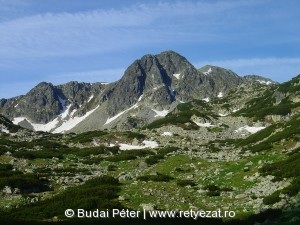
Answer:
[174, 167, 192, 173]
[69, 130, 108, 143]
[0, 173, 49, 192]
[263, 191, 281, 205]
[0, 175, 122, 221]
[123, 131, 146, 140]
[107, 165, 117, 171]
[203, 184, 232, 197]
[106, 149, 154, 162]
[137, 173, 174, 182]
[177, 179, 196, 187]
[145, 146, 178, 165]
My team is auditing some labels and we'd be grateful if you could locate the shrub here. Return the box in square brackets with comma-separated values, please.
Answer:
[106, 149, 154, 162]
[69, 130, 108, 143]
[0, 173, 49, 192]
[208, 127, 224, 133]
[259, 148, 300, 178]
[174, 167, 192, 173]
[123, 131, 146, 140]
[145, 147, 178, 165]
[145, 154, 164, 165]
[81, 157, 104, 165]
[0, 176, 122, 221]
[263, 191, 281, 205]
[203, 184, 232, 197]
[177, 179, 196, 187]
[137, 173, 174, 182]
[0, 163, 13, 171]
[281, 177, 300, 197]
[107, 165, 117, 171]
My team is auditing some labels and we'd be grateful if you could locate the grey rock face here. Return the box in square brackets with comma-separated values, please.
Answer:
[0, 81, 106, 124]
[1, 82, 60, 123]
[198, 65, 243, 97]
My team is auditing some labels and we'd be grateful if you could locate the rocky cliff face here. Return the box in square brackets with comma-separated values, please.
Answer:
[0, 82, 106, 124]
[0, 50, 275, 133]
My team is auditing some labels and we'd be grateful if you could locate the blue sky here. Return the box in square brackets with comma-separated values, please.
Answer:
[0, 0, 300, 98]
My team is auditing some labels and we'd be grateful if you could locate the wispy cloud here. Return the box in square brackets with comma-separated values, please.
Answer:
[0, 0, 268, 59]
[0, 0, 31, 21]
[1, 0, 299, 98]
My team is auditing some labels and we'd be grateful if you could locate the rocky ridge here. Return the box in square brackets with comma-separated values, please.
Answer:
[0, 51, 275, 133]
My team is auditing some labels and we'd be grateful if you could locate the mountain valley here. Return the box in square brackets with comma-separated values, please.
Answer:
[0, 51, 299, 225]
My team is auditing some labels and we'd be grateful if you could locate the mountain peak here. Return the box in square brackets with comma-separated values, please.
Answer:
[156, 50, 185, 57]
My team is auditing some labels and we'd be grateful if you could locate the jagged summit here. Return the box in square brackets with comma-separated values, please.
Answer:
[0, 50, 276, 133]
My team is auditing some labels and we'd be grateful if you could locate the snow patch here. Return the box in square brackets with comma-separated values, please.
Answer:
[53, 106, 99, 133]
[217, 92, 223, 98]
[88, 95, 94, 102]
[32, 119, 60, 132]
[12, 117, 27, 124]
[119, 140, 158, 150]
[257, 80, 272, 85]
[138, 94, 143, 102]
[70, 109, 77, 117]
[235, 125, 266, 134]
[12, 98, 84, 133]
[232, 109, 239, 113]
[12, 105, 98, 133]
[0, 128, 9, 134]
[142, 140, 159, 148]
[60, 104, 72, 120]
[219, 113, 228, 117]
[202, 97, 210, 102]
[173, 73, 181, 79]
[105, 103, 138, 125]
[152, 109, 169, 117]
[194, 122, 214, 127]
[14, 104, 19, 108]
[203, 67, 212, 75]
[161, 132, 173, 136]
[12, 116, 60, 132]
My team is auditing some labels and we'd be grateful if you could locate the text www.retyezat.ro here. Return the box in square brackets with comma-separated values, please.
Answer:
[146, 209, 235, 220]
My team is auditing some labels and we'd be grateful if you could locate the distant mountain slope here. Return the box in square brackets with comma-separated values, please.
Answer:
[235, 74, 300, 121]
[0, 50, 277, 133]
